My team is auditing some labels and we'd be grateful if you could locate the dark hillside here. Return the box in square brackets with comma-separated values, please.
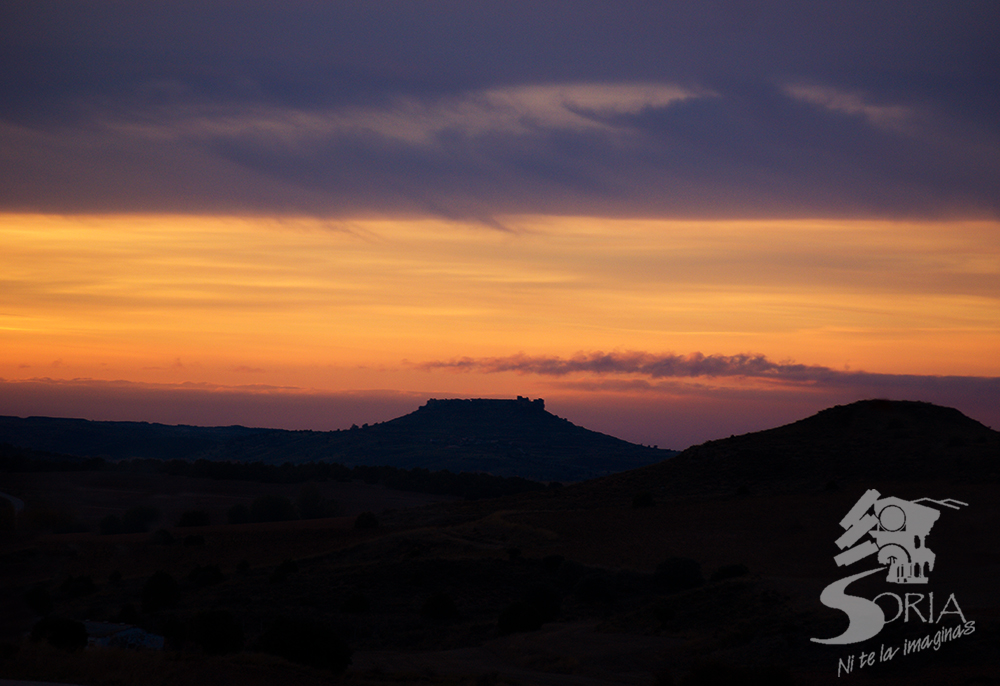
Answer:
[200, 397, 672, 481]
[0, 416, 265, 461]
[0, 398, 676, 482]
[1, 399, 996, 686]
[553, 399, 1000, 506]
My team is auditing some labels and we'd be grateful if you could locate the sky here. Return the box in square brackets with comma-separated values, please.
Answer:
[2, 2, 999, 450]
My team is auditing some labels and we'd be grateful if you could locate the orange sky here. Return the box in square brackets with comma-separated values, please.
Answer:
[4, 5, 999, 448]
[3, 213, 997, 379]
[2, 212, 998, 446]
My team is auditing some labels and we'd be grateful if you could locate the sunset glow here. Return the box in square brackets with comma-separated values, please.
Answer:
[3, 212, 997, 446]
[2, 4, 998, 447]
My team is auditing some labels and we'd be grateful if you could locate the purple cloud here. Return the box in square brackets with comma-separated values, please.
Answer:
[417, 351, 1000, 394]
[2, 2, 997, 220]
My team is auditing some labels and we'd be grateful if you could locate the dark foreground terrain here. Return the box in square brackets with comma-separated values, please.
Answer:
[1, 400, 998, 686]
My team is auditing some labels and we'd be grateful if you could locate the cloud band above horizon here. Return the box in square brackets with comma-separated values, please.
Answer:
[417, 350, 1000, 393]
[3, 2, 999, 221]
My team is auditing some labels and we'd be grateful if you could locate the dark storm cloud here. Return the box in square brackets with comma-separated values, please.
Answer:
[2, 1, 998, 219]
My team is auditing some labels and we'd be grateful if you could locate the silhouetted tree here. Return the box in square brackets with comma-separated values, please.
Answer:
[250, 495, 296, 522]
[59, 575, 96, 599]
[121, 505, 159, 533]
[24, 586, 52, 616]
[115, 603, 140, 624]
[574, 572, 617, 603]
[30, 617, 87, 651]
[655, 557, 703, 592]
[190, 609, 243, 655]
[632, 491, 655, 508]
[421, 592, 459, 621]
[354, 511, 378, 530]
[522, 583, 561, 622]
[340, 592, 370, 613]
[149, 529, 175, 545]
[177, 510, 210, 527]
[142, 571, 179, 613]
[269, 559, 299, 584]
[99, 514, 122, 535]
[0, 498, 15, 532]
[498, 601, 544, 634]
[253, 617, 351, 673]
[710, 564, 749, 582]
[297, 483, 327, 519]
[189, 564, 226, 587]
[227, 503, 250, 524]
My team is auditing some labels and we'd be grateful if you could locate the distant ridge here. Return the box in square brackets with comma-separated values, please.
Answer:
[560, 399, 1000, 504]
[197, 396, 673, 482]
[0, 397, 675, 482]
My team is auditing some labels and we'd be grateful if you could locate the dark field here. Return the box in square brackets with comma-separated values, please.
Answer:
[2, 474, 998, 686]
[2, 400, 998, 685]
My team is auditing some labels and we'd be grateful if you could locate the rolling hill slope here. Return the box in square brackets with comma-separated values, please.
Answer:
[543, 399, 1000, 507]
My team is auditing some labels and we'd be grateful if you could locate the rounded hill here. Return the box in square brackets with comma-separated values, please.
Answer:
[561, 399, 1000, 504]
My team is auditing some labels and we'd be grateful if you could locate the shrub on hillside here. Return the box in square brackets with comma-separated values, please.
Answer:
[354, 511, 379, 530]
[59, 575, 96, 599]
[149, 528, 175, 545]
[710, 564, 750, 582]
[522, 583, 561, 622]
[655, 557, 703, 593]
[250, 495, 296, 523]
[496, 582, 562, 635]
[177, 510, 210, 527]
[574, 572, 617, 603]
[189, 564, 226, 587]
[541, 554, 565, 572]
[297, 483, 341, 519]
[24, 586, 53, 616]
[340, 592, 370, 613]
[99, 514, 122, 535]
[122, 505, 160, 533]
[632, 491, 655, 508]
[36, 508, 88, 534]
[115, 603, 140, 624]
[30, 617, 88, 651]
[0, 498, 15, 532]
[227, 503, 250, 524]
[420, 592, 459, 621]
[190, 609, 244, 655]
[253, 617, 351, 673]
[269, 559, 299, 584]
[142, 571, 179, 613]
[498, 601, 544, 634]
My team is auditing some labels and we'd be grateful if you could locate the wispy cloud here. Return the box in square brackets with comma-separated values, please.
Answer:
[783, 84, 915, 133]
[4, 4, 998, 219]
[107, 82, 707, 147]
[417, 350, 1000, 393]
[418, 351, 850, 382]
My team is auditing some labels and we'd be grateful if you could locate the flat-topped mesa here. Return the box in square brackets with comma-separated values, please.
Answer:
[421, 396, 545, 412]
